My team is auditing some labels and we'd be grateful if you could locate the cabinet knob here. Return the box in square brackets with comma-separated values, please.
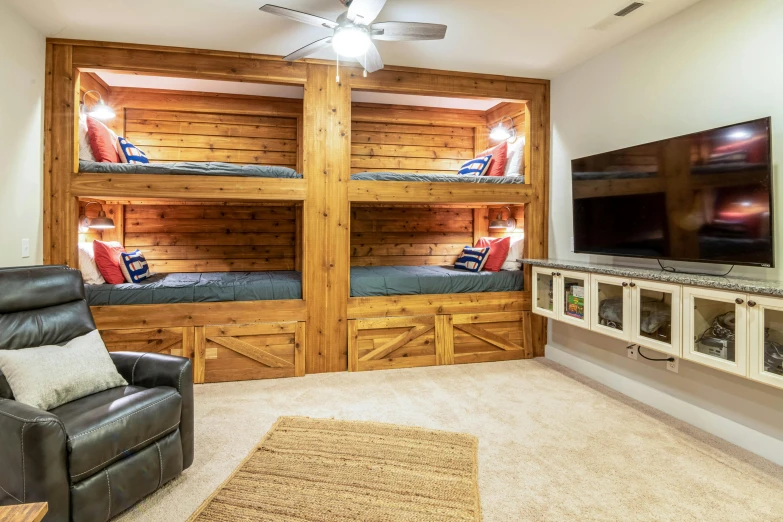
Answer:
[735, 298, 744, 305]
[556, 272, 562, 277]
[551, 271, 557, 276]
[629, 282, 636, 288]
[748, 300, 757, 307]
[622, 282, 628, 287]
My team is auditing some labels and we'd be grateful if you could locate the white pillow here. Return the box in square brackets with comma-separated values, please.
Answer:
[78, 116, 96, 162]
[78, 242, 106, 285]
[0, 330, 128, 411]
[504, 137, 525, 177]
[501, 237, 524, 271]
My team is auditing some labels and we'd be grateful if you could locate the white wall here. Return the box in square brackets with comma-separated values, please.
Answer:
[0, 3, 46, 267]
[549, 0, 783, 453]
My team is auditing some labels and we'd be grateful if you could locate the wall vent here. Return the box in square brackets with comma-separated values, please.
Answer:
[614, 2, 645, 17]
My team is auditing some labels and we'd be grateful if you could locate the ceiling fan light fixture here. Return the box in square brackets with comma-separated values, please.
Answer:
[332, 25, 371, 57]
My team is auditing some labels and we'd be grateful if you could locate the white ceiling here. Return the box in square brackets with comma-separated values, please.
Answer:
[9, 0, 702, 79]
[90, 71, 503, 110]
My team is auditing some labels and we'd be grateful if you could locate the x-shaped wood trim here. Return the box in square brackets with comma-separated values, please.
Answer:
[454, 324, 523, 352]
[360, 324, 435, 362]
[209, 336, 293, 368]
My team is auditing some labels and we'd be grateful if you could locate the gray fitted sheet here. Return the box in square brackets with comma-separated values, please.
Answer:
[350, 172, 526, 183]
[350, 265, 523, 297]
[85, 271, 302, 306]
[86, 267, 523, 305]
[80, 160, 302, 178]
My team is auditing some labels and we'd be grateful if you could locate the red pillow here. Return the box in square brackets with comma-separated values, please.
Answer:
[86, 117, 120, 163]
[477, 142, 508, 177]
[475, 236, 511, 272]
[93, 240, 126, 284]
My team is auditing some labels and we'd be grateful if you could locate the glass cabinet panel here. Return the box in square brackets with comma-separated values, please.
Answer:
[557, 270, 590, 329]
[631, 281, 681, 357]
[591, 275, 631, 341]
[532, 268, 557, 319]
[682, 287, 747, 376]
[749, 296, 783, 390]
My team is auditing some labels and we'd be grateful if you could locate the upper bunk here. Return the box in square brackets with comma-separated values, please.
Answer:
[73, 68, 535, 205]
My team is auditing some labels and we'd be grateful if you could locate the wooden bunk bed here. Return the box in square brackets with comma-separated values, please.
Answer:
[43, 39, 551, 383]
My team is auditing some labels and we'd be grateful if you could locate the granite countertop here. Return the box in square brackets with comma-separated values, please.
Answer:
[518, 258, 783, 298]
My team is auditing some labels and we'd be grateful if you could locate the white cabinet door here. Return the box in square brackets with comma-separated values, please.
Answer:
[681, 287, 747, 377]
[590, 274, 632, 341]
[556, 270, 591, 330]
[630, 280, 681, 357]
[531, 267, 558, 320]
[747, 295, 783, 390]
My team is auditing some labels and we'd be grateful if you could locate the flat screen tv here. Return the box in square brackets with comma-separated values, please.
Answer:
[571, 118, 773, 267]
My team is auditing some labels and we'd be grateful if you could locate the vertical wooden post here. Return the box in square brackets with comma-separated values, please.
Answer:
[193, 326, 206, 384]
[44, 43, 78, 267]
[302, 64, 351, 373]
[473, 207, 489, 245]
[294, 322, 306, 377]
[294, 205, 303, 272]
[347, 320, 359, 372]
[523, 89, 550, 358]
[435, 314, 455, 365]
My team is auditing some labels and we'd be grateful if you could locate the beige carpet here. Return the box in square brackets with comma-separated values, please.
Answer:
[115, 359, 783, 522]
[188, 417, 480, 522]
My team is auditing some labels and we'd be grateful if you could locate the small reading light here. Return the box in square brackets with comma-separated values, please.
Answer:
[79, 202, 116, 231]
[81, 90, 115, 120]
[488, 206, 517, 231]
[489, 116, 517, 143]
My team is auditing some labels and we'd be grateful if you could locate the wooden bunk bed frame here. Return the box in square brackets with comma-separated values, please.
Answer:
[44, 39, 550, 382]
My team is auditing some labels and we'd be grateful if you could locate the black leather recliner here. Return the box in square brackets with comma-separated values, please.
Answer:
[0, 266, 194, 522]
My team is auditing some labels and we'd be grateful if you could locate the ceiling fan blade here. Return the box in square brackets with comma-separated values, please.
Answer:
[259, 5, 338, 29]
[371, 21, 447, 41]
[361, 42, 384, 73]
[283, 37, 333, 61]
[347, 0, 387, 24]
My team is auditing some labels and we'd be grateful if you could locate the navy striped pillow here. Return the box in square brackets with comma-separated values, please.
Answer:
[454, 246, 491, 272]
[458, 155, 492, 176]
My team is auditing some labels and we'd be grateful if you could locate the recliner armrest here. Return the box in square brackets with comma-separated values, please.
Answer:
[0, 398, 69, 520]
[109, 352, 194, 469]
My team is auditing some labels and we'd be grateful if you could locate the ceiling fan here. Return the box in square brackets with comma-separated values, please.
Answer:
[259, 0, 447, 76]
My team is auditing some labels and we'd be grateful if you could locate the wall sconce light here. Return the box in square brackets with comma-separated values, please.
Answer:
[489, 116, 516, 143]
[79, 202, 116, 232]
[488, 206, 517, 231]
[81, 90, 116, 120]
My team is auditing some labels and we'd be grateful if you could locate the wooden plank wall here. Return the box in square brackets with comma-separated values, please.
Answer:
[351, 205, 474, 266]
[124, 109, 298, 168]
[350, 102, 482, 175]
[123, 203, 297, 272]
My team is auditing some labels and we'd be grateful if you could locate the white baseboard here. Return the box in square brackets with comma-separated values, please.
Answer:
[546, 343, 783, 466]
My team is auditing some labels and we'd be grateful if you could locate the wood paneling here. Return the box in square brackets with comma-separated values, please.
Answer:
[349, 180, 534, 204]
[348, 315, 438, 371]
[452, 311, 528, 363]
[302, 64, 351, 374]
[124, 203, 296, 272]
[200, 322, 305, 383]
[351, 205, 473, 266]
[351, 103, 478, 175]
[100, 327, 187, 357]
[348, 291, 531, 319]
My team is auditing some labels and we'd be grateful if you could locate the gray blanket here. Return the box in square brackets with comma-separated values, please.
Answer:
[86, 266, 523, 305]
[80, 160, 302, 178]
[350, 172, 526, 183]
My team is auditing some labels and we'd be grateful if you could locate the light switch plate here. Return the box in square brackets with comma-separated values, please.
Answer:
[21, 238, 30, 258]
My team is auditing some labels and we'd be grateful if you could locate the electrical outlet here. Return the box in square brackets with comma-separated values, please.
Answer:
[21, 238, 30, 258]
[666, 357, 679, 373]
[627, 345, 638, 360]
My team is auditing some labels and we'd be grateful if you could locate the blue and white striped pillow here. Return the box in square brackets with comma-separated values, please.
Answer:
[117, 137, 149, 164]
[458, 155, 492, 176]
[119, 250, 151, 283]
[454, 246, 491, 272]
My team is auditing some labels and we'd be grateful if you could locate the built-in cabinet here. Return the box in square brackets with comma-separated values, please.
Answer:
[531, 266, 783, 390]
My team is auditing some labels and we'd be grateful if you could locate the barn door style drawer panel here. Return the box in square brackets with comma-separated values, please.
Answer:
[194, 322, 305, 383]
[100, 327, 193, 359]
[348, 316, 438, 372]
[452, 311, 529, 364]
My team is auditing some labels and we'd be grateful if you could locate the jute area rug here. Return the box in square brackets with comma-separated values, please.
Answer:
[187, 416, 481, 521]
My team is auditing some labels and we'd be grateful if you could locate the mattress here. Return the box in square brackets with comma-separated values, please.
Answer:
[350, 172, 526, 184]
[350, 265, 523, 297]
[86, 266, 523, 306]
[79, 160, 302, 178]
[85, 271, 302, 306]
